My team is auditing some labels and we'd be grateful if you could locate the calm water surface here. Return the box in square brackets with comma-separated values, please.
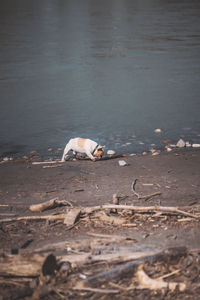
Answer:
[0, 0, 200, 158]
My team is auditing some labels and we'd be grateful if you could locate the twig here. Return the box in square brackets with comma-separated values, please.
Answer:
[156, 269, 181, 280]
[131, 179, 139, 198]
[73, 286, 119, 294]
[82, 204, 200, 219]
[139, 192, 162, 201]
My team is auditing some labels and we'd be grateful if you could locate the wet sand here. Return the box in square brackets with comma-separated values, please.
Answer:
[0, 149, 200, 251]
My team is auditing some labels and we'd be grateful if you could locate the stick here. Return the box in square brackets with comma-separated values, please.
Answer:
[29, 198, 72, 212]
[73, 286, 119, 294]
[139, 192, 162, 201]
[0, 214, 69, 223]
[82, 204, 200, 219]
[32, 161, 63, 165]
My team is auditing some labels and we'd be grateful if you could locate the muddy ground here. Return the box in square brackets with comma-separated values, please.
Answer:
[0, 149, 200, 299]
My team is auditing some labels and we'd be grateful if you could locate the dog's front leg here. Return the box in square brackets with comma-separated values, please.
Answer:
[61, 143, 71, 161]
[85, 150, 96, 161]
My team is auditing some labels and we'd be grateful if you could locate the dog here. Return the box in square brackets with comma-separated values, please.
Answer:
[61, 138, 105, 162]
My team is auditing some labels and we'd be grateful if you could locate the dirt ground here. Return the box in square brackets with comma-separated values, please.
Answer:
[0, 149, 200, 299]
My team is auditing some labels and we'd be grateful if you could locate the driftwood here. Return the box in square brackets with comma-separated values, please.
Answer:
[85, 247, 187, 286]
[29, 198, 72, 212]
[82, 204, 200, 219]
[136, 265, 186, 291]
[0, 253, 57, 277]
[64, 208, 81, 226]
[1, 204, 199, 225]
[32, 161, 62, 165]
[59, 250, 158, 268]
[0, 214, 69, 223]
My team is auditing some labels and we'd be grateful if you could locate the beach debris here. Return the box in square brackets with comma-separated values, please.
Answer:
[186, 141, 192, 147]
[29, 198, 73, 212]
[42, 164, 63, 169]
[1, 157, 13, 163]
[63, 208, 81, 226]
[112, 193, 119, 205]
[0, 252, 57, 277]
[136, 265, 186, 291]
[154, 128, 162, 133]
[30, 150, 37, 155]
[166, 146, 172, 152]
[131, 179, 139, 198]
[107, 150, 116, 156]
[118, 160, 128, 166]
[176, 139, 186, 148]
[152, 151, 160, 156]
[192, 143, 200, 148]
[32, 160, 63, 165]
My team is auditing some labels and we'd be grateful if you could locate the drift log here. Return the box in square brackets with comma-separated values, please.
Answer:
[86, 247, 187, 286]
[29, 198, 72, 212]
[0, 253, 57, 277]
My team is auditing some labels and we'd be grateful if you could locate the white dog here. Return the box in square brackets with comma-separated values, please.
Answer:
[61, 138, 105, 162]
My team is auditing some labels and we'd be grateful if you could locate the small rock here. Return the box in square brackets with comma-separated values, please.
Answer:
[176, 139, 186, 148]
[3, 157, 9, 162]
[192, 144, 200, 148]
[166, 147, 172, 152]
[30, 150, 37, 155]
[107, 150, 116, 156]
[186, 141, 192, 147]
[154, 128, 162, 133]
[142, 152, 147, 155]
[118, 160, 127, 166]
[130, 153, 136, 156]
[152, 151, 160, 156]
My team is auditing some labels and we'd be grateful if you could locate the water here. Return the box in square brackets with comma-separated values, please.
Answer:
[0, 0, 200, 158]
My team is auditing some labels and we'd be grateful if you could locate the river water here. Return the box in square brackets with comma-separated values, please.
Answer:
[0, 0, 200, 158]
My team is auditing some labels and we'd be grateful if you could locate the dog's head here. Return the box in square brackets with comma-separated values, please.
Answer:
[94, 145, 105, 158]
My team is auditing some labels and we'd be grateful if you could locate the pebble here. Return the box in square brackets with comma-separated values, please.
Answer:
[176, 139, 186, 148]
[192, 144, 200, 148]
[166, 147, 172, 152]
[130, 153, 136, 156]
[107, 150, 116, 155]
[186, 142, 192, 147]
[118, 160, 127, 166]
[152, 151, 160, 156]
[154, 128, 162, 133]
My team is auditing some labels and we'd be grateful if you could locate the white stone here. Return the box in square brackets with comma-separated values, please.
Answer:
[118, 160, 127, 166]
[192, 144, 200, 148]
[107, 150, 116, 155]
[166, 147, 172, 152]
[176, 139, 186, 148]
[186, 141, 192, 147]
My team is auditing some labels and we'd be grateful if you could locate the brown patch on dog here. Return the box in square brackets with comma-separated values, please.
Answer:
[77, 138, 86, 148]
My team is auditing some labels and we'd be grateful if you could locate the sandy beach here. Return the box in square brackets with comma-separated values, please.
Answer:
[0, 149, 200, 299]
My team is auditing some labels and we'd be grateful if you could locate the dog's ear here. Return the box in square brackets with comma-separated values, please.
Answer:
[100, 145, 105, 150]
